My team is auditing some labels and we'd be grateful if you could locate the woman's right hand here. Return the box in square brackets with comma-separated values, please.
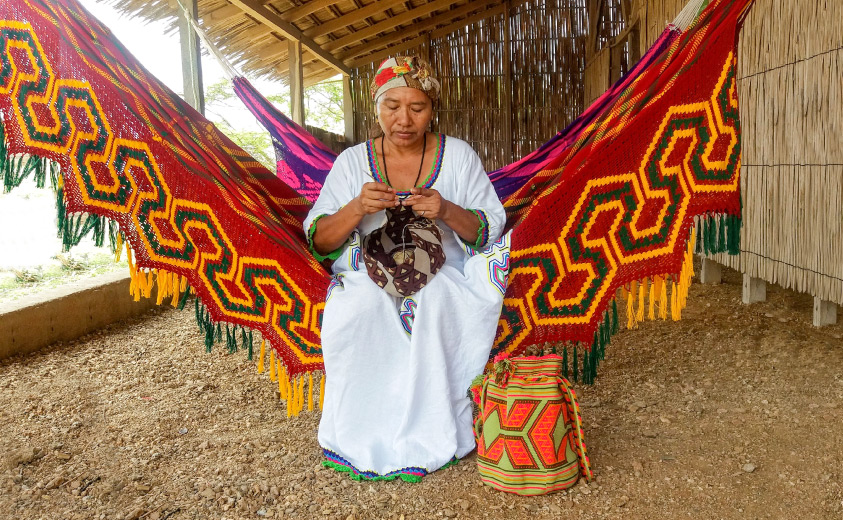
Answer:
[353, 182, 400, 216]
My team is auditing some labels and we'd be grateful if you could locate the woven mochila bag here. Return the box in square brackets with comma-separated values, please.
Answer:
[470, 354, 592, 495]
[362, 205, 446, 297]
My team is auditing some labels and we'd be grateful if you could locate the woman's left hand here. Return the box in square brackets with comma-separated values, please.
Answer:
[401, 187, 449, 220]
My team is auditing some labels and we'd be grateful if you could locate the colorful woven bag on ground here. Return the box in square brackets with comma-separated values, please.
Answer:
[471, 354, 592, 495]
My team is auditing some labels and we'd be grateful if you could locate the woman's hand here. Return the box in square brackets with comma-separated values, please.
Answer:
[403, 188, 487, 246]
[401, 187, 447, 220]
[353, 182, 400, 216]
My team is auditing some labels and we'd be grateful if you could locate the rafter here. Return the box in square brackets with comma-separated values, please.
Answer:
[339, 0, 500, 62]
[322, 0, 462, 52]
[284, 0, 337, 22]
[303, 0, 407, 40]
[227, 0, 350, 74]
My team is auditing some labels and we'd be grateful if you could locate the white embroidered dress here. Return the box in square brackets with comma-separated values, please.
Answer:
[304, 135, 510, 480]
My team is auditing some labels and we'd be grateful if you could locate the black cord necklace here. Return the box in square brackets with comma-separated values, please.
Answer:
[381, 133, 426, 198]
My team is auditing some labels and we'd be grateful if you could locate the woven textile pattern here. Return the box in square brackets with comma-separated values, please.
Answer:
[0, 0, 752, 386]
[0, 0, 329, 377]
[493, 0, 752, 358]
[474, 356, 591, 495]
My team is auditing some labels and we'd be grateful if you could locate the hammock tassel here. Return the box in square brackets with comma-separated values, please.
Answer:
[269, 349, 277, 381]
[282, 358, 287, 400]
[257, 340, 266, 374]
[307, 373, 314, 412]
[636, 278, 646, 323]
[648, 277, 657, 321]
[319, 374, 326, 411]
[114, 233, 123, 262]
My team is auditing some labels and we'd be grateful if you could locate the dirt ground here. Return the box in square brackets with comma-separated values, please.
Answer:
[1, 266, 842, 520]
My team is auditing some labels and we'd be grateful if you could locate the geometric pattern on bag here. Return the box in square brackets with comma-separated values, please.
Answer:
[473, 355, 592, 495]
[362, 205, 446, 297]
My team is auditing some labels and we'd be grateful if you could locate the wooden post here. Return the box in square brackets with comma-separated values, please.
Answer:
[289, 39, 305, 126]
[699, 257, 722, 285]
[742, 274, 766, 304]
[586, 0, 605, 61]
[628, 0, 641, 65]
[342, 74, 354, 145]
[176, 0, 204, 114]
[813, 297, 838, 327]
[502, 0, 512, 164]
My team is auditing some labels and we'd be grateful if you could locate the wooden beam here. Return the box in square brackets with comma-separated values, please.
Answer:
[289, 39, 305, 125]
[586, 0, 605, 60]
[206, 3, 242, 22]
[227, 0, 350, 75]
[347, 2, 506, 68]
[175, 0, 204, 114]
[304, 0, 407, 40]
[284, 0, 336, 22]
[343, 74, 354, 144]
[502, 0, 512, 164]
[341, 0, 502, 63]
[323, 0, 461, 53]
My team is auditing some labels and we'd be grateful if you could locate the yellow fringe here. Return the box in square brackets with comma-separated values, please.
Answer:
[286, 376, 293, 418]
[319, 374, 326, 411]
[626, 281, 637, 329]
[280, 365, 288, 400]
[155, 270, 166, 306]
[659, 276, 668, 319]
[170, 272, 180, 307]
[648, 276, 656, 321]
[115, 234, 123, 262]
[269, 349, 277, 381]
[282, 359, 287, 399]
[307, 373, 314, 412]
[636, 278, 646, 323]
[257, 340, 266, 374]
[298, 376, 305, 415]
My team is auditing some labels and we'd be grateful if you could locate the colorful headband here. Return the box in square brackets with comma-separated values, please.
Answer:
[370, 56, 441, 102]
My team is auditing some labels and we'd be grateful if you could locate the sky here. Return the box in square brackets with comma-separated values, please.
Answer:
[0, 1, 273, 272]
[77, 0, 222, 97]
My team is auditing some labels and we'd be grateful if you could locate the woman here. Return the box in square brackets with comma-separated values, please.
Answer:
[304, 56, 509, 481]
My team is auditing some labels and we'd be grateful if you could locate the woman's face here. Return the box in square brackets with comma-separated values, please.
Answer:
[376, 87, 433, 150]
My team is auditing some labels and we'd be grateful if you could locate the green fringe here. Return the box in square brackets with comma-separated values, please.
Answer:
[0, 125, 48, 193]
[572, 345, 578, 383]
[562, 346, 569, 379]
[696, 213, 741, 256]
[194, 298, 257, 362]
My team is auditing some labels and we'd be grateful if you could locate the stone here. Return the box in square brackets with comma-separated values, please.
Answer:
[642, 430, 657, 438]
[742, 463, 756, 473]
[458, 499, 471, 511]
[123, 508, 145, 520]
[443, 508, 457, 518]
[3, 447, 44, 470]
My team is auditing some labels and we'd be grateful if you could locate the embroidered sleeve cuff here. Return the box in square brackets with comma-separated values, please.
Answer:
[307, 214, 344, 262]
[465, 209, 490, 250]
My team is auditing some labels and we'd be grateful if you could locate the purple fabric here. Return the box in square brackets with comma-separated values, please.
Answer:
[233, 77, 334, 202]
[486, 27, 680, 200]
[231, 27, 680, 204]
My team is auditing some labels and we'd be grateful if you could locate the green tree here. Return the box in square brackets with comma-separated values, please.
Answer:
[204, 78, 344, 171]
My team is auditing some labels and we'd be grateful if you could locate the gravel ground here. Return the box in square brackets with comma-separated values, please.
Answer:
[1, 266, 842, 520]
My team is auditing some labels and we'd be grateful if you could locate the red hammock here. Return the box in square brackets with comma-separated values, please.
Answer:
[0, 0, 753, 404]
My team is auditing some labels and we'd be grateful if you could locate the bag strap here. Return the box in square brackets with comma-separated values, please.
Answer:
[557, 376, 593, 482]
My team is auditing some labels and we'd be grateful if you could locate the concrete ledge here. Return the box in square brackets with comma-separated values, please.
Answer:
[0, 271, 158, 360]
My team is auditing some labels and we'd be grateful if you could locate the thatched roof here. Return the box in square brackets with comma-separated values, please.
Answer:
[100, 0, 515, 86]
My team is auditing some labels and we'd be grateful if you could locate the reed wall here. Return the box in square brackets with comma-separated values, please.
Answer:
[349, 0, 626, 172]
[706, 1, 843, 306]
